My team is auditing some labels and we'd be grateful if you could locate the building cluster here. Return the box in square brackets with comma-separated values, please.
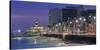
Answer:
[49, 5, 96, 35]
[25, 5, 96, 36]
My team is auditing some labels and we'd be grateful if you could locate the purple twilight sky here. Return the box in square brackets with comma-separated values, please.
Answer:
[11, 1, 96, 35]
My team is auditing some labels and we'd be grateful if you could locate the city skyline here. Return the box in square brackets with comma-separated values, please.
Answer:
[11, 1, 96, 35]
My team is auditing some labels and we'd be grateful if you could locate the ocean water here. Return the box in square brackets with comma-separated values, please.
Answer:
[10, 37, 57, 49]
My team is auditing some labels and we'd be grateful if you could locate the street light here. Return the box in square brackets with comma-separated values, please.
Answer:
[79, 17, 82, 20]
[93, 16, 96, 20]
[83, 18, 86, 22]
[70, 21, 72, 24]
[76, 20, 79, 23]
[58, 23, 61, 26]
[89, 16, 91, 18]
[56, 24, 59, 27]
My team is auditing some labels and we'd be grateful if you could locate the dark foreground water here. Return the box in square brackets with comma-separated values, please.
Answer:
[10, 36, 95, 49]
[10, 37, 57, 49]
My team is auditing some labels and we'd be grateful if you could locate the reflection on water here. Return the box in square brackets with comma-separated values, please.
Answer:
[33, 39, 37, 44]
[11, 36, 57, 49]
[11, 36, 90, 49]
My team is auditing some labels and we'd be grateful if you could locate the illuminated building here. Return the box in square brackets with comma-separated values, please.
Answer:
[26, 17, 44, 36]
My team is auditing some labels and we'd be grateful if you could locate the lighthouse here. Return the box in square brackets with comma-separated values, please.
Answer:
[26, 16, 44, 36]
[34, 17, 39, 27]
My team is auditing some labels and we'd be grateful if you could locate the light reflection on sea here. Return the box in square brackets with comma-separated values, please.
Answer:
[11, 36, 58, 49]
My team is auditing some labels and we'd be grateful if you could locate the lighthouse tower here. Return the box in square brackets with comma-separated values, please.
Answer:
[26, 16, 44, 36]
[34, 17, 39, 27]
[31, 16, 40, 32]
